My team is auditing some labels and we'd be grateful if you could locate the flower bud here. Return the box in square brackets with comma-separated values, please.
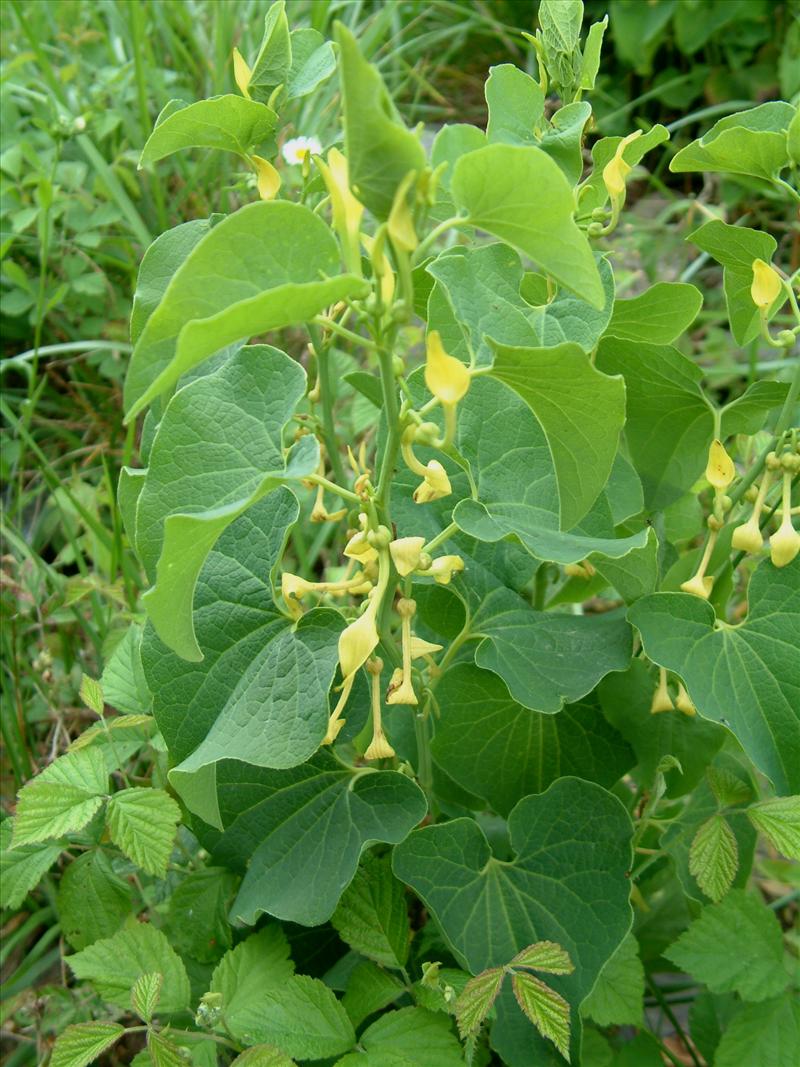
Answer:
[602, 130, 643, 202]
[706, 439, 735, 490]
[232, 47, 251, 98]
[675, 682, 696, 717]
[769, 517, 800, 568]
[650, 668, 673, 714]
[731, 518, 763, 555]
[414, 422, 442, 446]
[251, 155, 281, 201]
[680, 574, 713, 599]
[424, 330, 470, 406]
[390, 537, 425, 577]
[750, 258, 783, 310]
[388, 171, 418, 253]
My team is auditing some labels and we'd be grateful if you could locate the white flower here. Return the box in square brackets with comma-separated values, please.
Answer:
[281, 136, 322, 166]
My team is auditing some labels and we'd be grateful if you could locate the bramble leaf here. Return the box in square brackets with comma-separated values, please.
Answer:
[56, 850, 133, 950]
[331, 853, 410, 968]
[689, 815, 739, 902]
[512, 971, 571, 1061]
[581, 934, 644, 1028]
[455, 968, 505, 1038]
[747, 796, 800, 860]
[0, 820, 61, 909]
[131, 971, 163, 1022]
[236, 975, 354, 1060]
[209, 926, 295, 1042]
[50, 1022, 125, 1067]
[714, 994, 800, 1067]
[336, 1007, 465, 1067]
[105, 787, 181, 876]
[12, 748, 108, 846]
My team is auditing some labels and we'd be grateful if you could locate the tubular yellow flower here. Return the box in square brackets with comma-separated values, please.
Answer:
[344, 529, 378, 563]
[232, 47, 251, 99]
[424, 331, 470, 406]
[338, 605, 380, 679]
[323, 673, 355, 745]
[282, 572, 316, 602]
[731, 517, 763, 555]
[602, 130, 643, 203]
[770, 472, 800, 568]
[390, 537, 425, 577]
[387, 598, 418, 707]
[316, 148, 364, 273]
[409, 636, 443, 659]
[650, 668, 674, 714]
[706, 439, 735, 490]
[680, 573, 714, 599]
[362, 230, 395, 307]
[388, 171, 418, 253]
[251, 155, 281, 201]
[675, 682, 696, 717]
[750, 259, 783, 310]
[429, 555, 464, 585]
[413, 461, 452, 504]
[364, 656, 395, 760]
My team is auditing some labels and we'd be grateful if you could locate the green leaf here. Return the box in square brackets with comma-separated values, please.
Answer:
[335, 22, 426, 218]
[148, 1032, 186, 1067]
[688, 219, 778, 345]
[706, 766, 753, 807]
[341, 960, 405, 1028]
[79, 675, 104, 714]
[432, 666, 634, 815]
[747, 796, 800, 861]
[596, 337, 714, 511]
[579, 16, 608, 91]
[511, 942, 574, 974]
[720, 382, 791, 437]
[248, 2, 291, 99]
[210, 752, 426, 927]
[57, 850, 133, 950]
[714, 994, 800, 1067]
[427, 244, 614, 363]
[68, 917, 191, 1012]
[50, 1022, 125, 1067]
[394, 778, 633, 1063]
[166, 867, 238, 963]
[538, 101, 593, 184]
[336, 1007, 465, 1067]
[485, 64, 544, 146]
[589, 527, 660, 604]
[689, 815, 738, 902]
[581, 934, 644, 1028]
[511, 971, 570, 1061]
[629, 560, 800, 795]
[599, 659, 726, 798]
[454, 968, 505, 1038]
[431, 124, 486, 196]
[123, 201, 368, 418]
[451, 144, 604, 307]
[689, 991, 738, 1067]
[132, 971, 163, 1022]
[236, 975, 354, 1060]
[0, 820, 61, 909]
[331, 852, 410, 968]
[666, 890, 790, 1002]
[489, 339, 624, 529]
[209, 926, 295, 1042]
[100, 623, 151, 715]
[605, 283, 702, 344]
[231, 1047, 297, 1067]
[136, 345, 317, 660]
[12, 748, 108, 846]
[670, 101, 796, 184]
[140, 96, 276, 166]
[141, 492, 349, 825]
[286, 28, 335, 100]
[106, 788, 180, 877]
[130, 220, 212, 346]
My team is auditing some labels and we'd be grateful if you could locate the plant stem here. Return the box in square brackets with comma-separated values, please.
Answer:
[774, 360, 800, 438]
[313, 317, 378, 350]
[376, 344, 403, 513]
[645, 977, 702, 1067]
[304, 474, 360, 504]
[412, 215, 465, 265]
[309, 323, 347, 487]
[423, 521, 458, 554]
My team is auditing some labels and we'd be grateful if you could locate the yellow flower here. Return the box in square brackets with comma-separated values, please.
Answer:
[706, 439, 735, 490]
[344, 529, 378, 563]
[387, 673, 418, 706]
[365, 729, 396, 759]
[389, 536, 425, 577]
[675, 682, 696, 717]
[650, 668, 673, 714]
[750, 259, 783, 310]
[232, 47, 251, 99]
[362, 229, 395, 307]
[388, 171, 418, 253]
[364, 656, 395, 760]
[731, 518, 763, 555]
[680, 574, 713, 599]
[429, 555, 464, 585]
[602, 130, 643, 201]
[413, 461, 452, 504]
[251, 155, 281, 201]
[424, 331, 470, 406]
[338, 605, 380, 679]
[323, 674, 355, 745]
[316, 148, 364, 272]
[770, 473, 800, 567]
[282, 572, 315, 602]
[409, 636, 443, 659]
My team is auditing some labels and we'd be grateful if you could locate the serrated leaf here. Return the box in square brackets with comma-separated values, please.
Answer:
[331, 853, 410, 968]
[50, 1022, 125, 1067]
[67, 917, 191, 1012]
[665, 890, 790, 1002]
[80, 675, 104, 714]
[714, 994, 800, 1067]
[336, 1007, 465, 1067]
[148, 1032, 186, 1067]
[511, 971, 571, 1061]
[0, 820, 61, 909]
[605, 283, 702, 344]
[106, 788, 180, 877]
[394, 778, 633, 1063]
[57, 850, 133, 950]
[166, 867, 238, 962]
[432, 666, 634, 816]
[630, 559, 800, 795]
[707, 766, 752, 807]
[209, 926, 294, 1042]
[341, 960, 405, 1028]
[335, 22, 426, 218]
[101, 623, 152, 715]
[451, 144, 604, 307]
[132, 971, 163, 1022]
[455, 968, 505, 1038]
[511, 941, 574, 975]
[689, 816, 738, 902]
[140, 95, 276, 166]
[234, 974, 354, 1059]
[581, 933, 644, 1028]
[12, 748, 108, 846]
[747, 796, 800, 860]
[123, 201, 368, 419]
[231, 1047, 297, 1067]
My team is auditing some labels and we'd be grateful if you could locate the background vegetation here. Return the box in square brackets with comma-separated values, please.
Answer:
[1, 1, 798, 1063]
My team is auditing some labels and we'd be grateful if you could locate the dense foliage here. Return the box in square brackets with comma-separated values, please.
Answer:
[2, 2, 799, 1066]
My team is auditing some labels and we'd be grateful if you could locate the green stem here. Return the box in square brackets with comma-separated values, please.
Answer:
[423, 521, 458, 554]
[774, 360, 800, 437]
[645, 978, 702, 1067]
[309, 323, 347, 487]
[415, 702, 433, 801]
[313, 317, 378, 350]
[376, 345, 403, 513]
[304, 474, 360, 504]
[412, 215, 465, 265]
